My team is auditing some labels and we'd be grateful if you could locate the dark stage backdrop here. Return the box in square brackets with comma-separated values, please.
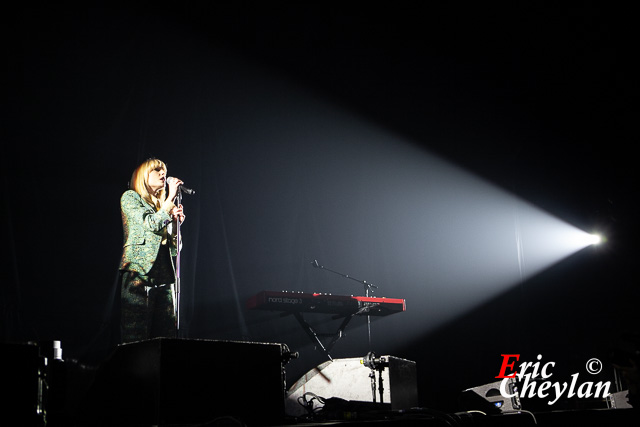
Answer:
[4, 2, 638, 412]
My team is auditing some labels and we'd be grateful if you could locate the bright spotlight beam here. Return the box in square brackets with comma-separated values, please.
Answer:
[538, 227, 602, 253]
[588, 234, 603, 245]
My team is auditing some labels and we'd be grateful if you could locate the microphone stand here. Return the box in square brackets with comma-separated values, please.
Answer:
[311, 260, 378, 350]
[174, 188, 182, 333]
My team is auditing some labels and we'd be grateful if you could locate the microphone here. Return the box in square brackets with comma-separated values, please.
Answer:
[167, 177, 195, 195]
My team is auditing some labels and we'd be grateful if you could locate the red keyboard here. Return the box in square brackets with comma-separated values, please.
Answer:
[247, 290, 406, 316]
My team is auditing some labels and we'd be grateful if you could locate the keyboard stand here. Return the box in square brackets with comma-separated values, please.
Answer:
[291, 304, 380, 360]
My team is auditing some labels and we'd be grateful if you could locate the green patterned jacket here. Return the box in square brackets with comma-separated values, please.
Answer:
[119, 190, 177, 275]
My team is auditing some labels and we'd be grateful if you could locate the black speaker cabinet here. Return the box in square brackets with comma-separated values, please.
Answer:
[85, 338, 289, 426]
[0, 342, 46, 426]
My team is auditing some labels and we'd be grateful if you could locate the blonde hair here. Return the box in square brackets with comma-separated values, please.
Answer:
[129, 158, 167, 210]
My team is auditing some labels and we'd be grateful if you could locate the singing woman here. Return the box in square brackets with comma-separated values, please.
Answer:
[119, 158, 185, 343]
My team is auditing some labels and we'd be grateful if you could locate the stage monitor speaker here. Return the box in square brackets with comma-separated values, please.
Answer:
[607, 390, 633, 409]
[84, 338, 289, 426]
[286, 356, 418, 417]
[460, 378, 522, 413]
[0, 342, 46, 426]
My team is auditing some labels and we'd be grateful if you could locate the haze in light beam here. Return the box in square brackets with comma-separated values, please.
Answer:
[194, 55, 600, 355]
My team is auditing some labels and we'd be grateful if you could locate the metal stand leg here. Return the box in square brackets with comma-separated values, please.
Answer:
[293, 312, 333, 360]
[292, 312, 357, 360]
